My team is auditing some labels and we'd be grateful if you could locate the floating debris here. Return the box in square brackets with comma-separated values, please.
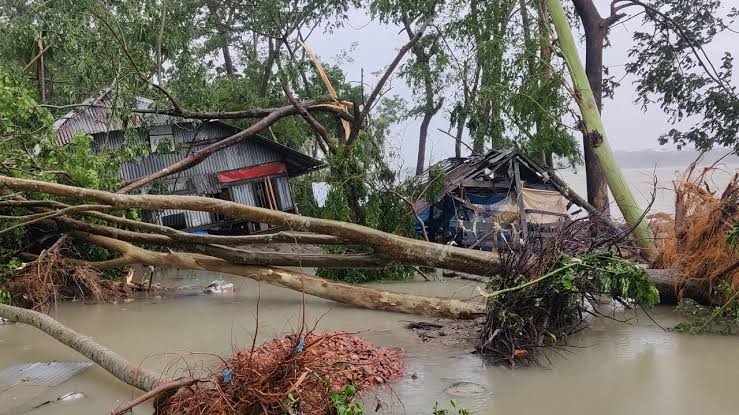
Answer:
[444, 381, 487, 397]
[204, 280, 235, 294]
[31, 391, 86, 409]
[0, 362, 92, 415]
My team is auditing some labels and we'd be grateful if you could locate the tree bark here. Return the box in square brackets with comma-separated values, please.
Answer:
[545, 0, 657, 260]
[222, 42, 236, 78]
[0, 177, 502, 275]
[259, 38, 279, 97]
[0, 303, 162, 392]
[572, 0, 611, 215]
[81, 233, 485, 319]
[416, 99, 444, 175]
[36, 37, 46, 103]
[454, 115, 464, 158]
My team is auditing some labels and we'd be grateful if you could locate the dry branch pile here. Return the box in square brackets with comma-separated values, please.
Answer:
[157, 331, 403, 415]
[653, 161, 739, 300]
[9, 247, 118, 311]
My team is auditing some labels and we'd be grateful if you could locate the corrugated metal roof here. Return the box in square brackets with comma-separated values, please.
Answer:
[411, 149, 559, 212]
[54, 91, 322, 177]
[53, 89, 177, 145]
[414, 149, 516, 188]
[0, 362, 92, 414]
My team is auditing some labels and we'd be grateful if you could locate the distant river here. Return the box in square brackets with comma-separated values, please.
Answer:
[557, 163, 739, 217]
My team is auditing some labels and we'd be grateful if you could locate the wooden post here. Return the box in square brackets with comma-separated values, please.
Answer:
[428, 204, 435, 242]
[514, 160, 529, 241]
[544, 0, 657, 260]
[442, 200, 450, 244]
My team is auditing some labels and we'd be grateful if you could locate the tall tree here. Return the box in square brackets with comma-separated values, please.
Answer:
[403, 17, 446, 175]
[570, 0, 739, 213]
[441, 0, 580, 165]
[545, 0, 657, 258]
[571, 0, 616, 213]
[371, 1, 446, 175]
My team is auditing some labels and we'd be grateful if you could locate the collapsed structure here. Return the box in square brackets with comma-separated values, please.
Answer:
[53, 91, 321, 233]
[413, 149, 591, 250]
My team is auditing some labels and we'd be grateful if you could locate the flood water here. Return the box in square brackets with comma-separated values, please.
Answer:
[3, 270, 739, 414]
[558, 164, 739, 216]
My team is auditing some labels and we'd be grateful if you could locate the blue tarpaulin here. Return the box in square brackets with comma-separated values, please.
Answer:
[415, 192, 507, 237]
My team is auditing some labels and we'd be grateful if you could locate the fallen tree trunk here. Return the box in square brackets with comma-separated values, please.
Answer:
[647, 268, 712, 305]
[81, 233, 485, 319]
[0, 176, 501, 276]
[55, 216, 393, 268]
[0, 303, 162, 392]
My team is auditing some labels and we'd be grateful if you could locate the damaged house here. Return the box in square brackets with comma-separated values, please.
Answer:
[53, 93, 321, 233]
[413, 149, 591, 250]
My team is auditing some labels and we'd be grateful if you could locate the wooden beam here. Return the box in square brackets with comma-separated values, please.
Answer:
[523, 208, 570, 218]
[460, 179, 497, 189]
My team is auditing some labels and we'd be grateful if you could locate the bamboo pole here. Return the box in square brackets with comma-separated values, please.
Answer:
[544, 0, 657, 260]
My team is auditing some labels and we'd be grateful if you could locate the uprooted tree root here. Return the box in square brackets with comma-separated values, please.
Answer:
[653, 161, 739, 301]
[8, 248, 119, 311]
[156, 331, 403, 415]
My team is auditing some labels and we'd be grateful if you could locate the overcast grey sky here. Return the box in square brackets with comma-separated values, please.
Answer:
[310, 1, 738, 175]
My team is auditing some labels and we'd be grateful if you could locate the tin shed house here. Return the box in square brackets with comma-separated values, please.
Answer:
[413, 149, 589, 250]
[53, 93, 321, 233]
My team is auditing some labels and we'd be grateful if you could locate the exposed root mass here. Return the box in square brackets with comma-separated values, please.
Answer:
[157, 331, 403, 415]
[654, 161, 739, 300]
[8, 249, 118, 311]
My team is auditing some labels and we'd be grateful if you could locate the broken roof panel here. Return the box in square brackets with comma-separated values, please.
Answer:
[0, 361, 92, 415]
[53, 90, 175, 145]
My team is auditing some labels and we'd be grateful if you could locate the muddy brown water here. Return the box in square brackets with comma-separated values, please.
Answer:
[2, 270, 739, 414]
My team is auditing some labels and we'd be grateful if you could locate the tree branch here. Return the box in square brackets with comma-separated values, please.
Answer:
[0, 199, 346, 245]
[346, 17, 434, 145]
[0, 176, 501, 276]
[0, 303, 162, 392]
[78, 233, 484, 318]
[276, 54, 334, 153]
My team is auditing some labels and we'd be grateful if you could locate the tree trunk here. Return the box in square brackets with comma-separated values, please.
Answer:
[82, 233, 485, 319]
[572, 0, 611, 215]
[222, 42, 236, 78]
[0, 303, 162, 392]
[36, 38, 46, 103]
[416, 100, 443, 175]
[545, 0, 657, 260]
[647, 268, 711, 305]
[259, 39, 280, 97]
[416, 112, 432, 175]
[536, 0, 553, 166]
[454, 116, 464, 158]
